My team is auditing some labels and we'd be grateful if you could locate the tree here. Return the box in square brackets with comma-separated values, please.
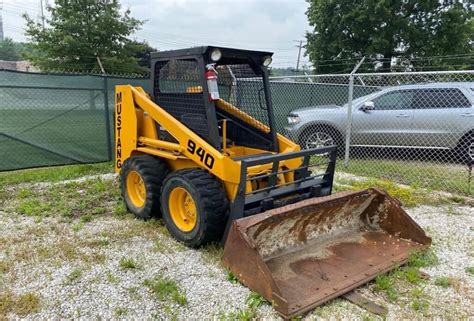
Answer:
[125, 40, 157, 69]
[305, 0, 473, 73]
[0, 38, 22, 61]
[23, 0, 145, 74]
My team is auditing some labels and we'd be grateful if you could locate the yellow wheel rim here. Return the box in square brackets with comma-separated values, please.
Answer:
[126, 171, 146, 208]
[169, 187, 197, 232]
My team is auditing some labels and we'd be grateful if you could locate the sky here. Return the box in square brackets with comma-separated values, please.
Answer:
[1, 0, 312, 68]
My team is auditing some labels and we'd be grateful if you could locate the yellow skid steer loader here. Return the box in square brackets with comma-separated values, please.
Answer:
[115, 46, 430, 318]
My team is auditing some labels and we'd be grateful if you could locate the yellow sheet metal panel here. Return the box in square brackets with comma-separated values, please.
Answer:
[122, 85, 242, 184]
[115, 88, 137, 173]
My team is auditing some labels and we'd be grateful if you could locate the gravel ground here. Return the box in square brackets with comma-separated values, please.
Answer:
[0, 176, 473, 320]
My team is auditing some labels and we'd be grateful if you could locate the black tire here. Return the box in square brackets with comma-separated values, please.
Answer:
[120, 155, 169, 219]
[299, 125, 342, 151]
[160, 169, 229, 247]
[458, 132, 474, 164]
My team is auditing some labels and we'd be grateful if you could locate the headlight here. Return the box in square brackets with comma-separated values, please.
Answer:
[287, 114, 300, 125]
[210, 49, 222, 62]
[262, 56, 272, 67]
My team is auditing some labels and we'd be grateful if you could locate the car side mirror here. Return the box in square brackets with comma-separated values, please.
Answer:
[360, 101, 375, 111]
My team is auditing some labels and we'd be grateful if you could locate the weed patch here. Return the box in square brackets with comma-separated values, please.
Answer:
[225, 270, 239, 284]
[119, 257, 139, 270]
[11, 178, 121, 220]
[0, 162, 113, 187]
[246, 292, 267, 310]
[220, 308, 256, 321]
[201, 243, 223, 265]
[434, 277, 452, 288]
[0, 291, 41, 317]
[143, 273, 187, 306]
[66, 269, 82, 284]
[114, 307, 128, 316]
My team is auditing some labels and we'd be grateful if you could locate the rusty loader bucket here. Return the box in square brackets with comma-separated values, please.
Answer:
[222, 188, 431, 318]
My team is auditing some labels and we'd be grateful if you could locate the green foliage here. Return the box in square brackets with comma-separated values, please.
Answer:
[0, 38, 23, 61]
[23, 0, 147, 74]
[66, 269, 82, 283]
[466, 267, 474, 275]
[408, 249, 439, 268]
[374, 274, 393, 292]
[80, 214, 93, 223]
[411, 298, 429, 314]
[143, 273, 187, 306]
[114, 307, 128, 316]
[246, 292, 267, 310]
[374, 273, 399, 301]
[222, 309, 256, 321]
[306, 0, 474, 73]
[0, 162, 112, 187]
[434, 277, 452, 288]
[119, 257, 139, 269]
[225, 270, 239, 284]
[403, 267, 422, 285]
[0, 291, 41, 316]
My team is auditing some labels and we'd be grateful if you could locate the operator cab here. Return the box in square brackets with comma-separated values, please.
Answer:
[150, 46, 278, 159]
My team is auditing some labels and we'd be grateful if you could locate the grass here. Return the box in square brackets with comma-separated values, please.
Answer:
[225, 270, 239, 284]
[434, 277, 452, 288]
[11, 177, 121, 220]
[114, 307, 129, 316]
[0, 291, 41, 317]
[408, 248, 439, 268]
[411, 298, 430, 314]
[219, 292, 267, 321]
[143, 273, 187, 306]
[0, 162, 113, 187]
[246, 292, 267, 310]
[372, 249, 438, 304]
[0, 260, 11, 274]
[337, 158, 473, 197]
[201, 243, 224, 265]
[119, 257, 139, 270]
[220, 308, 256, 321]
[336, 176, 439, 207]
[66, 269, 83, 283]
[465, 267, 474, 275]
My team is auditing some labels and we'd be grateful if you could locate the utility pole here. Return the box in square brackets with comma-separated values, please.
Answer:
[294, 40, 304, 72]
[39, 0, 45, 30]
[0, 0, 4, 41]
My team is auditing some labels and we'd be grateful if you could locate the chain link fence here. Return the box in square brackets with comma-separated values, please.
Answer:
[1, 69, 473, 196]
[277, 70, 474, 196]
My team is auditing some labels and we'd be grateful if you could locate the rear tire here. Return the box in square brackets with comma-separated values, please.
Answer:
[458, 132, 474, 164]
[120, 155, 169, 219]
[160, 169, 228, 247]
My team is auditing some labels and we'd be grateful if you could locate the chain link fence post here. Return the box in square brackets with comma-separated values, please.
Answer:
[344, 57, 365, 167]
[103, 75, 113, 161]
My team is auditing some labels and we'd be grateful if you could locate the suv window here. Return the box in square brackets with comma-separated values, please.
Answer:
[373, 90, 414, 110]
[412, 88, 471, 109]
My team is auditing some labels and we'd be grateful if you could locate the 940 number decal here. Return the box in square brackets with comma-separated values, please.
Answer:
[187, 140, 215, 169]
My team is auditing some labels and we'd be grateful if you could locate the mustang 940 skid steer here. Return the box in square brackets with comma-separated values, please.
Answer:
[115, 46, 430, 318]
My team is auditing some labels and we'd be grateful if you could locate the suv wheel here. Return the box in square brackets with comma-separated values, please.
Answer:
[460, 133, 474, 164]
[301, 127, 339, 150]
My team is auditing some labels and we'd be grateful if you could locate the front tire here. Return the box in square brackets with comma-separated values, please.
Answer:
[120, 155, 169, 219]
[160, 169, 228, 247]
